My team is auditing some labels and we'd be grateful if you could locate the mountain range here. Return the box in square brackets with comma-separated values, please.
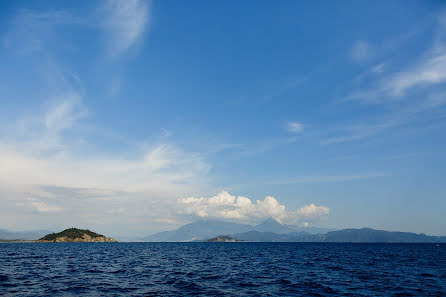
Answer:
[3, 220, 445, 243]
[143, 219, 446, 243]
[142, 218, 335, 242]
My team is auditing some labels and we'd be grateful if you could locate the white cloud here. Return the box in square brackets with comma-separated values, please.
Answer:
[350, 40, 371, 63]
[0, 3, 200, 236]
[178, 191, 329, 223]
[5, 92, 88, 154]
[297, 203, 329, 218]
[371, 63, 386, 74]
[27, 197, 62, 213]
[44, 93, 87, 134]
[0, 97, 211, 235]
[0, 142, 209, 193]
[102, 0, 150, 56]
[5, 9, 85, 53]
[346, 15, 446, 104]
[384, 52, 446, 96]
[287, 122, 304, 133]
[333, 14, 446, 144]
[6, 3, 150, 57]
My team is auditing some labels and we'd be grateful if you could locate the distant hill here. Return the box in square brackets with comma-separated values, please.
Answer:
[143, 219, 253, 242]
[251, 218, 335, 234]
[230, 231, 313, 242]
[204, 235, 246, 242]
[37, 228, 117, 242]
[143, 218, 445, 243]
[0, 229, 53, 241]
[323, 228, 446, 243]
[251, 218, 298, 234]
[229, 228, 446, 243]
[143, 218, 337, 242]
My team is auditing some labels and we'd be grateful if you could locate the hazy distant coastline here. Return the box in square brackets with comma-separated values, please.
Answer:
[2, 219, 445, 243]
[142, 219, 446, 243]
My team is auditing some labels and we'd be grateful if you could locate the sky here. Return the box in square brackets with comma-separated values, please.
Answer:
[0, 0, 445, 237]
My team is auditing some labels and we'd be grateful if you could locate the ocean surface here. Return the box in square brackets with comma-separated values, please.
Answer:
[0, 243, 445, 296]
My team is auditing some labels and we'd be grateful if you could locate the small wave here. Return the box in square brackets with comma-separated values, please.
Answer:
[200, 274, 221, 280]
[0, 243, 444, 296]
[174, 279, 203, 291]
[87, 269, 103, 273]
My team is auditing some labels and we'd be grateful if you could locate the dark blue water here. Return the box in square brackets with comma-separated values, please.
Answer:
[0, 243, 445, 296]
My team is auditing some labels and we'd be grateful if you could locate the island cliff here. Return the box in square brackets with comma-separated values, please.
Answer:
[37, 228, 117, 242]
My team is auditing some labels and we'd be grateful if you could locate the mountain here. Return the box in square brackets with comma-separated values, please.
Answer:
[323, 228, 446, 243]
[143, 219, 445, 243]
[292, 226, 338, 235]
[230, 231, 313, 242]
[37, 228, 117, 242]
[0, 229, 53, 241]
[143, 219, 253, 242]
[252, 218, 298, 234]
[252, 219, 335, 234]
[143, 218, 336, 242]
[143, 218, 320, 242]
[229, 228, 446, 243]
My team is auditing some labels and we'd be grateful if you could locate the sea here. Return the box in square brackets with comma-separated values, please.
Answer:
[0, 242, 445, 296]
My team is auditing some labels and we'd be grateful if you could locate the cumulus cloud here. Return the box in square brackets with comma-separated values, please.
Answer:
[102, 0, 150, 56]
[178, 191, 329, 223]
[297, 203, 329, 218]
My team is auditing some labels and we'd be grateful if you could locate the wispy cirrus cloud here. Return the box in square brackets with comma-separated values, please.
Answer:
[0, 93, 210, 234]
[324, 89, 446, 145]
[323, 13, 446, 145]
[102, 0, 150, 56]
[268, 173, 389, 185]
[0, 2, 196, 235]
[349, 40, 372, 63]
[5, 2, 150, 57]
[4, 9, 85, 53]
[346, 50, 446, 103]
[6, 92, 88, 154]
[342, 11, 446, 104]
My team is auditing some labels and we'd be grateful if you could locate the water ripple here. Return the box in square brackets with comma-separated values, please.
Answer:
[0, 243, 445, 296]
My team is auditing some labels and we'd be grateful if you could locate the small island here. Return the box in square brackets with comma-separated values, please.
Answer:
[37, 228, 117, 242]
[205, 235, 246, 242]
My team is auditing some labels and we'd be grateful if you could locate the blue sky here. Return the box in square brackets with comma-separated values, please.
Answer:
[0, 0, 445, 236]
